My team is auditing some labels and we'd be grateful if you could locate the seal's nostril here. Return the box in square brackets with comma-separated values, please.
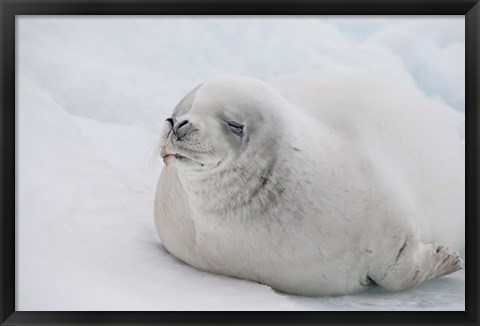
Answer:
[174, 120, 189, 132]
[166, 118, 174, 126]
[176, 120, 189, 130]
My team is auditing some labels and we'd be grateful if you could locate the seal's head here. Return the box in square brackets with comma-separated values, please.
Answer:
[158, 76, 285, 175]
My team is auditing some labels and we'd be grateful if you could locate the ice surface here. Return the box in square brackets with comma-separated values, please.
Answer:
[16, 17, 465, 311]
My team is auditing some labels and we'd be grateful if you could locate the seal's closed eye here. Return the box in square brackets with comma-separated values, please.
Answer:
[227, 121, 244, 137]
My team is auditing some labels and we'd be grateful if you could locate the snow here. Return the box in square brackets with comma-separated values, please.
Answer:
[16, 17, 465, 311]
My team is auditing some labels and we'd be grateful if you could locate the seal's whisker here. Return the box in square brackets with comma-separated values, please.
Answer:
[148, 139, 164, 168]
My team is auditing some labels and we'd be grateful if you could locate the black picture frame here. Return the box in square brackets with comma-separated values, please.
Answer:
[1, 0, 478, 325]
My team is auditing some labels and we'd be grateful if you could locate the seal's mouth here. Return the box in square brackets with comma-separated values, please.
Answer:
[162, 153, 185, 159]
[162, 152, 186, 162]
[161, 152, 205, 167]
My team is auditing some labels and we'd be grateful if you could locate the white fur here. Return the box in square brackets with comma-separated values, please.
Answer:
[154, 71, 464, 295]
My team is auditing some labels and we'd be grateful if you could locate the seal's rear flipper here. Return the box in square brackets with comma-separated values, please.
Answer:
[368, 236, 464, 292]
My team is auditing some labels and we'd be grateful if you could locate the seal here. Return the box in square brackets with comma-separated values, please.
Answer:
[154, 71, 465, 295]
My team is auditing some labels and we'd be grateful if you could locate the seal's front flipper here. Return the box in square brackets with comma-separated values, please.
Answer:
[368, 236, 464, 292]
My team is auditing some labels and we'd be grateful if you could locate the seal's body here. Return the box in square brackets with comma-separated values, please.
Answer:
[154, 72, 464, 295]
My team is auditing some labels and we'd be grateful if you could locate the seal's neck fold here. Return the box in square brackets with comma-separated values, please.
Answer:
[177, 153, 286, 217]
